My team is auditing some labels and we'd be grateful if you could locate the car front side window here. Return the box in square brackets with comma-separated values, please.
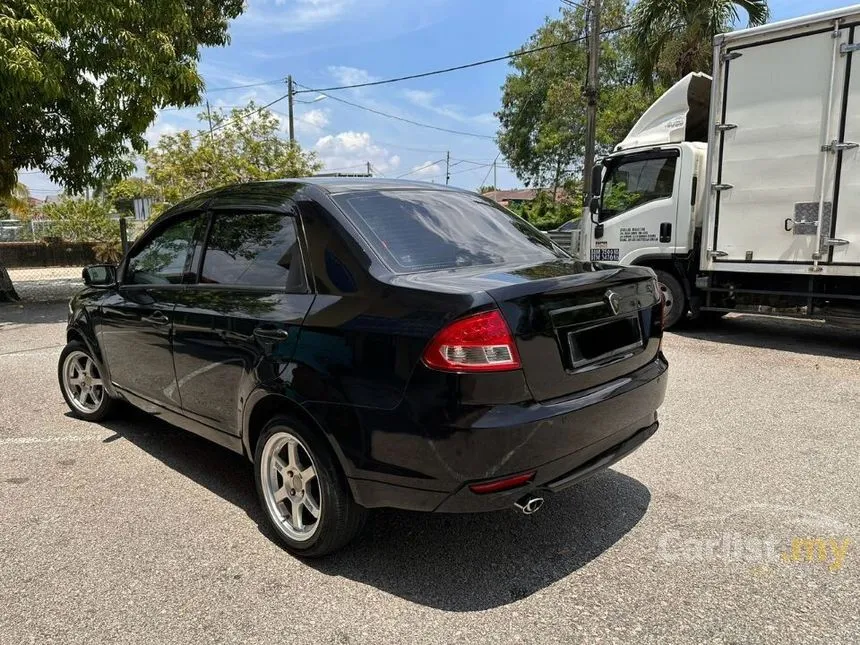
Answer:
[124, 214, 206, 285]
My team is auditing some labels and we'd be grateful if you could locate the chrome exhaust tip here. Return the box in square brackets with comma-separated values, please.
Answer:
[514, 494, 544, 515]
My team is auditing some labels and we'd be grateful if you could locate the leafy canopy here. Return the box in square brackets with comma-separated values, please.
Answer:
[631, 0, 769, 86]
[0, 0, 244, 197]
[496, 0, 655, 192]
[142, 103, 323, 208]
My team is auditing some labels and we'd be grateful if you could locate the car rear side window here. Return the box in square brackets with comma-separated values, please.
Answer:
[201, 212, 305, 290]
[332, 190, 565, 273]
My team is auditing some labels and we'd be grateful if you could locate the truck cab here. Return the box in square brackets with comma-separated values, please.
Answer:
[583, 74, 711, 327]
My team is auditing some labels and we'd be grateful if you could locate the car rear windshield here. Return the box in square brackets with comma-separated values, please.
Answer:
[332, 190, 566, 273]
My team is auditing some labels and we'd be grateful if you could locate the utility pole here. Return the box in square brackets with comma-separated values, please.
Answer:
[367, 161, 372, 176]
[287, 75, 295, 143]
[493, 159, 497, 190]
[445, 151, 451, 185]
[583, 0, 600, 199]
[205, 100, 214, 140]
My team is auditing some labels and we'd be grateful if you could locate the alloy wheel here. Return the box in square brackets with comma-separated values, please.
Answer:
[260, 431, 322, 542]
[62, 350, 105, 415]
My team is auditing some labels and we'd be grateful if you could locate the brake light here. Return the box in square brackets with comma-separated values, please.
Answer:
[422, 310, 521, 373]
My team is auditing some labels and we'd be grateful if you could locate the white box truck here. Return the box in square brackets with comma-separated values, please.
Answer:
[582, 5, 860, 329]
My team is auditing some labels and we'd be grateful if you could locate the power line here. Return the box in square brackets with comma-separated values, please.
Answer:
[479, 153, 501, 188]
[396, 159, 446, 179]
[295, 83, 495, 140]
[189, 90, 292, 140]
[207, 77, 288, 93]
[293, 25, 629, 95]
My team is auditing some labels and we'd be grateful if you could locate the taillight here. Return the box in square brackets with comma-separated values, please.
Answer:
[654, 278, 666, 330]
[422, 309, 521, 373]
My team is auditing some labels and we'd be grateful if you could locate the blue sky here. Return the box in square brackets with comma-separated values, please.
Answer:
[23, 0, 850, 198]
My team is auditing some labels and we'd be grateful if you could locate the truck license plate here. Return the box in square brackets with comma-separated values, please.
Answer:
[590, 248, 619, 262]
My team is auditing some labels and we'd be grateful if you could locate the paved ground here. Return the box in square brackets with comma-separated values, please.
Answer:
[1, 304, 858, 644]
[6, 267, 84, 302]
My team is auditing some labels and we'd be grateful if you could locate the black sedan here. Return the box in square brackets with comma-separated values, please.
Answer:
[59, 178, 668, 557]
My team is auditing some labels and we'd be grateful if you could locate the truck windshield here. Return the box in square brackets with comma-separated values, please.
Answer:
[600, 155, 677, 221]
[333, 190, 567, 273]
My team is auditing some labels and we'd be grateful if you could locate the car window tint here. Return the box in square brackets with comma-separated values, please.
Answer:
[332, 190, 566, 273]
[600, 156, 677, 221]
[201, 212, 303, 289]
[126, 214, 204, 285]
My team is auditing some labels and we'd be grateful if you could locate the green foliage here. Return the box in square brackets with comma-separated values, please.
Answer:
[1, 182, 32, 219]
[143, 103, 323, 207]
[108, 177, 160, 203]
[631, 0, 769, 86]
[478, 185, 497, 194]
[496, 1, 656, 190]
[41, 196, 121, 260]
[509, 191, 581, 231]
[601, 180, 642, 215]
[0, 0, 244, 197]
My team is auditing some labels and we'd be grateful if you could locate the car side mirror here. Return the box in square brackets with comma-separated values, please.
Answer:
[82, 264, 117, 287]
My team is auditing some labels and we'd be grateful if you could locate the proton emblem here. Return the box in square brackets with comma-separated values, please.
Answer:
[605, 289, 621, 315]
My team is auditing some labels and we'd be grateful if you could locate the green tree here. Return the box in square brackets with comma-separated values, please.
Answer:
[478, 185, 497, 194]
[1, 183, 33, 219]
[496, 0, 654, 194]
[631, 0, 769, 87]
[143, 103, 322, 207]
[42, 196, 122, 261]
[0, 0, 244, 197]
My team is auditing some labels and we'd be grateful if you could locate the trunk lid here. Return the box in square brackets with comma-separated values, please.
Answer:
[388, 259, 663, 402]
[485, 260, 662, 401]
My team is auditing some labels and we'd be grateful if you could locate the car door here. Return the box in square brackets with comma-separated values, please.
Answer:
[591, 150, 680, 264]
[99, 211, 208, 407]
[171, 205, 314, 435]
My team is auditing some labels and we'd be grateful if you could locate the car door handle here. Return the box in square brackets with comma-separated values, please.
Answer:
[253, 327, 289, 341]
[143, 310, 170, 326]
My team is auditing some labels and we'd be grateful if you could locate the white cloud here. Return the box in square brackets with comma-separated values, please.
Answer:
[299, 109, 329, 129]
[241, 0, 354, 33]
[403, 88, 495, 125]
[409, 161, 442, 178]
[327, 66, 377, 87]
[144, 122, 179, 147]
[314, 131, 400, 174]
[403, 89, 437, 107]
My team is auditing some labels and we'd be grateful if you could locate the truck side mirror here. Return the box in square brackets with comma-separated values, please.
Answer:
[589, 195, 600, 216]
[591, 164, 603, 197]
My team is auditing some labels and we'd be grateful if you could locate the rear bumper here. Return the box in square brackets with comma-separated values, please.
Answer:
[348, 353, 668, 512]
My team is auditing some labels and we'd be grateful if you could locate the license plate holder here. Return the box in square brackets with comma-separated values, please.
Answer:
[567, 314, 643, 369]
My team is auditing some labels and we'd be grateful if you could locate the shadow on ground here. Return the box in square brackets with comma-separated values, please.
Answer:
[673, 314, 860, 360]
[91, 405, 651, 611]
[0, 302, 69, 325]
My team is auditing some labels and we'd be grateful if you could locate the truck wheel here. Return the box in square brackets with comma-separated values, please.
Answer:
[654, 270, 686, 329]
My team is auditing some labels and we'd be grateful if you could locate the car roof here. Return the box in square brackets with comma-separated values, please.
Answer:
[266, 177, 469, 195]
[166, 177, 473, 218]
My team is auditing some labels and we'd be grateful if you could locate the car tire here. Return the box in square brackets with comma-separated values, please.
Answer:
[254, 415, 367, 557]
[654, 270, 686, 330]
[58, 340, 116, 422]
